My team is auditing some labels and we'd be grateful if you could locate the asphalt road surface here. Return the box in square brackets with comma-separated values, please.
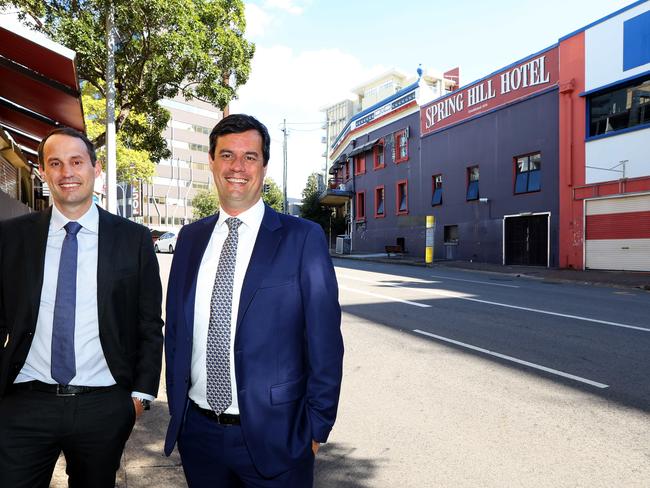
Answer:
[52, 255, 649, 487]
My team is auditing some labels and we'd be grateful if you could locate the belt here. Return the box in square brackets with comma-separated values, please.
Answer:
[11, 381, 114, 397]
[191, 401, 241, 425]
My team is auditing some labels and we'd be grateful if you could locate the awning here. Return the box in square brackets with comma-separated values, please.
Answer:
[0, 126, 29, 170]
[348, 138, 379, 157]
[0, 25, 84, 166]
[329, 152, 348, 174]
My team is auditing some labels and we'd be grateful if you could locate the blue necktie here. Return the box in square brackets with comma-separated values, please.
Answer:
[51, 221, 82, 386]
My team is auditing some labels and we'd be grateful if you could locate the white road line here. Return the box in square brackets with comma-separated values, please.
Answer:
[429, 274, 520, 288]
[413, 329, 610, 389]
[338, 285, 431, 308]
[338, 274, 650, 333]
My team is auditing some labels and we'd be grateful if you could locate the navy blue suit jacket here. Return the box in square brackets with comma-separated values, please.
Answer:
[164, 205, 343, 477]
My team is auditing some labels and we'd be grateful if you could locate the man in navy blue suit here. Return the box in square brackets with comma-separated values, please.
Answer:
[164, 114, 344, 487]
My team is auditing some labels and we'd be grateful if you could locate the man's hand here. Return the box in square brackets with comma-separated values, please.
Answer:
[312, 440, 320, 456]
[132, 397, 144, 419]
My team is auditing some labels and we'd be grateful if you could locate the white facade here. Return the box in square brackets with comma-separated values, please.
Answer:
[584, 1, 650, 185]
[585, 1, 650, 92]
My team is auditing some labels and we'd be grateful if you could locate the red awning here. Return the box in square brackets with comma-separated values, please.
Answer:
[0, 25, 85, 165]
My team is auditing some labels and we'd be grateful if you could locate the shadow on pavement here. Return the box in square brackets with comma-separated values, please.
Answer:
[315, 442, 381, 488]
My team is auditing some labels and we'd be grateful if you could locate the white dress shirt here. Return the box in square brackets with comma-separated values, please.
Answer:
[189, 198, 265, 414]
[16, 204, 153, 401]
[16, 203, 115, 386]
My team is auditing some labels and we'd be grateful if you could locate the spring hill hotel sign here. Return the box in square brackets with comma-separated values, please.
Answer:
[420, 47, 559, 136]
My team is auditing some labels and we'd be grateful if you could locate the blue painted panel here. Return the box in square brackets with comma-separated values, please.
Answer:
[624, 10, 650, 71]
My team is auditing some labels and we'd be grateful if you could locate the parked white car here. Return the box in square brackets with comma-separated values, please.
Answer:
[155, 232, 177, 253]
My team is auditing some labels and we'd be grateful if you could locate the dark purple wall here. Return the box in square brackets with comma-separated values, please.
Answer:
[349, 90, 560, 265]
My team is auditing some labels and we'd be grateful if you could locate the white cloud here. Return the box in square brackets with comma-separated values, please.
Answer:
[262, 0, 308, 15]
[230, 45, 385, 198]
[244, 3, 272, 38]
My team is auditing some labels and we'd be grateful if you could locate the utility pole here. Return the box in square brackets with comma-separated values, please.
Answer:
[282, 118, 288, 214]
[105, 1, 117, 213]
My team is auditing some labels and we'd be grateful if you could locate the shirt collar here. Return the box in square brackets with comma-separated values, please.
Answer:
[50, 203, 99, 234]
[217, 198, 265, 231]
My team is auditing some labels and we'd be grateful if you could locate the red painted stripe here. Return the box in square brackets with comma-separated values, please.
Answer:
[586, 211, 650, 240]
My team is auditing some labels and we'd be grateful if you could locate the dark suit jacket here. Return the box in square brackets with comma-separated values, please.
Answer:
[164, 205, 343, 478]
[0, 205, 164, 398]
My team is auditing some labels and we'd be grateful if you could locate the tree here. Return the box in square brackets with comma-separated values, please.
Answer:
[191, 189, 219, 219]
[262, 177, 283, 212]
[300, 173, 330, 231]
[3, 0, 254, 160]
[82, 83, 154, 183]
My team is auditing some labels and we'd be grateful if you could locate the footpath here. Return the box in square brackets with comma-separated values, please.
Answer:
[332, 252, 650, 291]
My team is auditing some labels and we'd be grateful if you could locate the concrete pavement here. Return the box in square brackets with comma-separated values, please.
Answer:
[333, 252, 650, 291]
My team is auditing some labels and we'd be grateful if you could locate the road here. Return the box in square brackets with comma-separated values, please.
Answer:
[52, 255, 649, 487]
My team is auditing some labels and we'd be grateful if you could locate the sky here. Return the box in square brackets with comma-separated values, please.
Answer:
[2, 0, 641, 199]
[231, 0, 639, 198]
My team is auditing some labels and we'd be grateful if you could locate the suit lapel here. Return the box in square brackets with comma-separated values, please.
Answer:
[236, 206, 282, 331]
[25, 208, 52, 329]
[96, 206, 116, 324]
[183, 214, 219, 334]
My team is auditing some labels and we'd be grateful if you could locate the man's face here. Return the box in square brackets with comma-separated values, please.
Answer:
[41, 134, 100, 219]
[209, 130, 267, 216]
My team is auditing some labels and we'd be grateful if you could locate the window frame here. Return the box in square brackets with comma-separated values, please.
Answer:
[374, 185, 385, 218]
[395, 179, 409, 215]
[373, 139, 385, 170]
[394, 129, 409, 164]
[356, 190, 366, 221]
[466, 165, 479, 201]
[514, 152, 542, 194]
[344, 160, 350, 180]
[431, 174, 443, 206]
[354, 154, 366, 175]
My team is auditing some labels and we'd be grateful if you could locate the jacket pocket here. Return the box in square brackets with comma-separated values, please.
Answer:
[270, 374, 306, 405]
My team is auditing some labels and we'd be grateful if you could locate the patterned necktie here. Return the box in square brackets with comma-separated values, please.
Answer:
[206, 217, 242, 413]
[51, 221, 82, 386]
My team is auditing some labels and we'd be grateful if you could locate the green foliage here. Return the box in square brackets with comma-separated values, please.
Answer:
[262, 177, 283, 212]
[300, 173, 330, 231]
[82, 84, 154, 183]
[191, 189, 219, 219]
[3, 0, 254, 161]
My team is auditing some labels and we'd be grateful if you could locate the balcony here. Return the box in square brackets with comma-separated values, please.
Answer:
[319, 177, 354, 207]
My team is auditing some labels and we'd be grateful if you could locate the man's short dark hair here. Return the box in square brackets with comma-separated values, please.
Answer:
[209, 114, 271, 166]
[38, 127, 97, 168]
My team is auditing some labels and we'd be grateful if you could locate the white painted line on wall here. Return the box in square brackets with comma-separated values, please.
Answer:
[429, 274, 520, 288]
[413, 329, 610, 389]
[338, 285, 431, 308]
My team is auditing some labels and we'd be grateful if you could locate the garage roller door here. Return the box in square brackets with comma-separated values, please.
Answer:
[585, 193, 650, 271]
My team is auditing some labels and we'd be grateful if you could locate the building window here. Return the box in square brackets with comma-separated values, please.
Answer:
[189, 143, 209, 153]
[396, 180, 408, 215]
[373, 140, 385, 169]
[515, 153, 541, 194]
[344, 160, 350, 180]
[432, 174, 443, 206]
[466, 166, 479, 201]
[354, 154, 366, 175]
[356, 191, 366, 221]
[395, 129, 408, 163]
[374, 186, 385, 218]
[588, 74, 650, 137]
[444, 225, 459, 244]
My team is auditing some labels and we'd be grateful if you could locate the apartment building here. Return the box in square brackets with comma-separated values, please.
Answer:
[138, 94, 223, 231]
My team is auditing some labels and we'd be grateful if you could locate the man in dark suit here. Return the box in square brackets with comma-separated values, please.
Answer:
[164, 114, 343, 487]
[0, 127, 164, 488]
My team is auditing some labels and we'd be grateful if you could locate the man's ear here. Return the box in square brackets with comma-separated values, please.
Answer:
[94, 160, 102, 178]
